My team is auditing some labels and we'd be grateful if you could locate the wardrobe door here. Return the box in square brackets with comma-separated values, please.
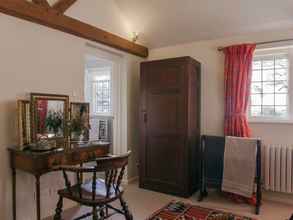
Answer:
[140, 58, 188, 196]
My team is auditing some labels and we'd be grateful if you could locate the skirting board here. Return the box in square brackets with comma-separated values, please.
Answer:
[263, 190, 293, 206]
[123, 176, 139, 185]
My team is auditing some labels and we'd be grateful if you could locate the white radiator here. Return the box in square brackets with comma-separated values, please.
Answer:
[263, 145, 293, 193]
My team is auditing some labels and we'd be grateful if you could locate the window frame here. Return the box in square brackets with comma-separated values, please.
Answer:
[248, 47, 293, 123]
[85, 66, 113, 117]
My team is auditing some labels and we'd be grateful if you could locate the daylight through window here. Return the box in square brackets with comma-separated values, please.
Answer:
[91, 69, 112, 115]
[250, 52, 289, 119]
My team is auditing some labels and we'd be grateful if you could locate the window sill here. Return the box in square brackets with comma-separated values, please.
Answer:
[90, 115, 114, 119]
[248, 118, 293, 124]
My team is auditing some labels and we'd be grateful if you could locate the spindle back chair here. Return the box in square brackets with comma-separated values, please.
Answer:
[53, 151, 132, 220]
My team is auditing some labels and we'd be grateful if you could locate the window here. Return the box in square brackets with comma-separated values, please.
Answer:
[249, 48, 291, 121]
[85, 56, 113, 142]
[92, 73, 111, 115]
[84, 50, 128, 156]
[86, 66, 112, 116]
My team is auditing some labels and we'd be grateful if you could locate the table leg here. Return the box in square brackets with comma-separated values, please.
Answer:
[80, 163, 83, 182]
[12, 168, 16, 220]
[35, 175, 41, 220]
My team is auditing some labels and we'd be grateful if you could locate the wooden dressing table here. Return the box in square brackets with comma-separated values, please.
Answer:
[9, 141, 110, 220]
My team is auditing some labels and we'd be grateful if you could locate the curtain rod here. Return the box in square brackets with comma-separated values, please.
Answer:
[217, 38, 293, 51]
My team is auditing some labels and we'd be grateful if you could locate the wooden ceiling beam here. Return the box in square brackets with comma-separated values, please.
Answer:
[0, 0, 148, 57]
[53, 0, 77, 13]
[32, 0, 50, 8]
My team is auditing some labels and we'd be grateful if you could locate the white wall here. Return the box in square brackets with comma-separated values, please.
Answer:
[0, 1, 142, 219]
[149, 29, 293, 145]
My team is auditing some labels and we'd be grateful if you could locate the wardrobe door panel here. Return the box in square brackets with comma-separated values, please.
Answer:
[140, 57, 201, 197]
[145, 136, 185, 188]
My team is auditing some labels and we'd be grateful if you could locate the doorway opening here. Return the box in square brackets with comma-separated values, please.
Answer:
[85, 55, 113, 146]
[84, 45, 128, 158]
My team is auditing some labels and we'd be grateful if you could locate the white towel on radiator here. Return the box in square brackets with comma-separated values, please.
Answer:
[222, 136, 258, 197]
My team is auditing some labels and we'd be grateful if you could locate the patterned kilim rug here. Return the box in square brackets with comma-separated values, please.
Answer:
[147, 201, 256, 220]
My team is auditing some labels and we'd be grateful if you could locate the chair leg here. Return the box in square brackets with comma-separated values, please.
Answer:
[105, 205, 109, 217]
[53, 196, 63, 220]
[100, 207, 105, 220]
[120, 196, 133, 220]
[93, 206, 98, 220]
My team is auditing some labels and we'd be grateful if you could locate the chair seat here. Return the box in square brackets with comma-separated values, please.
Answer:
[82, 178, 123, 197]
[58, 178, 123, 205]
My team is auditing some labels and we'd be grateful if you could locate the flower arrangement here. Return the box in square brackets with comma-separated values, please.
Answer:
[45, 110, 64, 136]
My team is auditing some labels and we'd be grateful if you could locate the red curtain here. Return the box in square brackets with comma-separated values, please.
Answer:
[223, 44, 257, 204]
[223, 44, 256, 137]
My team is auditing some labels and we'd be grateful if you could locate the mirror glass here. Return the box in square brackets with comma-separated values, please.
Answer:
[31, 93, 69, 143]
[70, 102, 90, 141]
[36, 99, 65, 139]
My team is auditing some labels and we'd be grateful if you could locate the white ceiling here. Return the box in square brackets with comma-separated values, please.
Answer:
[114, 0, 293, 48]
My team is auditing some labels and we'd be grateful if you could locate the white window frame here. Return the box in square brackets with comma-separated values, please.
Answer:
[249, 47, 293, 123]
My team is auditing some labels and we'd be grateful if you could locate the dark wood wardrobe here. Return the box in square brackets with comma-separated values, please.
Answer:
[139, 56, 201, 197]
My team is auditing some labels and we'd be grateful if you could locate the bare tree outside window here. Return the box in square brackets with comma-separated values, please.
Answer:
[250, 54, 289, 118]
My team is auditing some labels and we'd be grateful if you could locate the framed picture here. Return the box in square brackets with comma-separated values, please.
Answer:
[17, 100, 31, 147]
[30, 93, 69, 144]
[70, 102, 90, 141]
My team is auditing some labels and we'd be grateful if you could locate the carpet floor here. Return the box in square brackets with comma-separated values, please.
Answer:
[47, 181, 293, 220]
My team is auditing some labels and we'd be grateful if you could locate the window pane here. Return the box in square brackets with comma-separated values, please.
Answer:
[275, 58, 288, 69]
[275, 94, 287, 105]
[94, 79, 111, 114]
[275, 106, 287, 117]
[251, 82, 262, 94]
[250, 106, 262, 117]
[275, 81, 288, 93]
[253, 60, 261, 70]
[262, 106, 275, 116]
[263, 94, 274, 105]
[275, 69, 288, 80]
[263, 82, 274, 93]
[262, 69, 274, 81]
[251, 94, 262, 105]
[262, 59, 274, 69]
[250, 53, 289, 119]
[252, 70, 262, 81]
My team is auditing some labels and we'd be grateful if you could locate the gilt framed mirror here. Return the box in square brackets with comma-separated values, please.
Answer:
[70, 102, 90, 142]
[17, 100, 31, 147]
[30, 93, 69, 144]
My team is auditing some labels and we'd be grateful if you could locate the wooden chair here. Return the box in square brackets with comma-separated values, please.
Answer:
[53, 151, 133, 220]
